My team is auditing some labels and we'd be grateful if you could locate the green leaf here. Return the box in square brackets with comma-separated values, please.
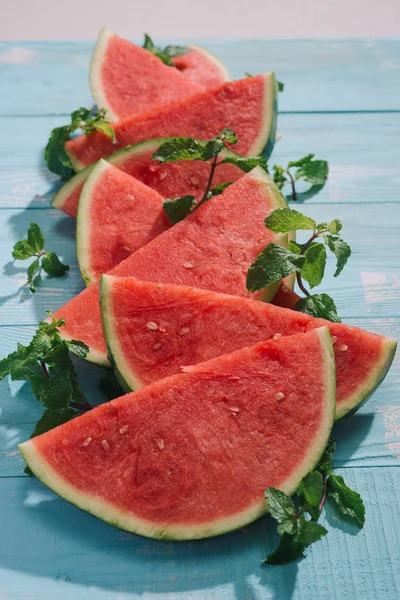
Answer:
[163, 196, 196, 224]
[265, 208, 316, 233]
[66, 339, 89, 359]
[328, 475, 365, 528]
[247, 244, 305, 293]
[44, 125, 75, 180]
[42, 252, 69, 277]
[317, 438, 336, 473]
[143, 33, 155, 51]
[296, 519, 327, 546]
[272, 165, 288, 190]
[245, 72, 253, 77]
[30, 408, 77, 438]
[301, 243, 327, 289]
[27, 258, 41, 293]
[296, 293, 341, 323]
[317, 222, 328, 230]
[220, 155, 268, 174]
[263, 533, 306, 565]
[297, 471, 323, 520]
[209, 181, 233, 196]
[70, 107, 92, 122]
[289, 154, 329, 186]
[163, 45, 189, 60]
[277, 80, 285, 92]
[27, 223, 44, 253]
[203, 137, 225, 160]
[30, 346, 74, 410]
[327, 219, 342, 235]
[12, 240, 35, 260]
[324, 235, 351, 277]
[288, 240, 302, 254]
[265, 487, 296, 522]
[142, 34, 188, 66]
[152, 138, 206, 163]
[219, 128, 238, 145]
[88, 120, 116, 143]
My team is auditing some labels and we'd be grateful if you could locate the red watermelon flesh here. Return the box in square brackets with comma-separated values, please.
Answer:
[65, 73, 277, 170]
[272, 283, 301, 310]
[171, 45, 230, 88]
[54, 167, 287, 365]
[52, 139, 244, 218]
[101, 277, 397, 420]
[90, 28, 204, 122]
[77, 160, 171, 284]
[19, 327, 335, 540]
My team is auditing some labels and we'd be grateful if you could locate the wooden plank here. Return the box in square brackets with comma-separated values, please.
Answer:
[0, 468, 398, 599]
[1, 112, 399, 210]
[0, 39, 400, 115]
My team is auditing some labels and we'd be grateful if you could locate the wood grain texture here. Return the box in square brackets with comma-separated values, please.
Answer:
[0, 39, 399, 600]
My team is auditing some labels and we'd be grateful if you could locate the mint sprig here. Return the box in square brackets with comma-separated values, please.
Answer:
[265, 438, 365, 565]
[143, 34, 188, 66]
[45, 107, 115, 180]
[246, 208, 351, 322]
[12, 223, 69, 292]
[273, 154, 328, 200]
[152, 130, 268, 223]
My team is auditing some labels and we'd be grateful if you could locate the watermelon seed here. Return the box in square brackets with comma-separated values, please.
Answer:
[157, 438, 165, 450]
[119, 425, 128, 434]
[276, 392, 285, 401]
[183, 261, 194, 269]
[338, 344, 348, 351]
[154, 343, 162, 350]
[159, 325, 166, 332]
[102, 440, 110, 450]
[229, 407, 240, 413]
[189, 176, 200, 186]
[167, 470, 172, 476]
[158, 171, 168, 180]
[273, 333, 282, 341]
[146, 322, 158, 331]
[331, 336, 338, 344]
[82, 437, 92, 447]
[179, 327, 189, 336]
[281, 284, 289, 293]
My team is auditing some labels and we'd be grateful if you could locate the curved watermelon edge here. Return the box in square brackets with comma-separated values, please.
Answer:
[100, 274, 145, 392]
[76, 159, 111, 285]
[335, 336, 397, 422]
[58, 323, 110, 368]
[19, 326, 335, 541]
[248, 72, 278, 159]
[187, 44, 231, 82]
[89, 27, 119, 122]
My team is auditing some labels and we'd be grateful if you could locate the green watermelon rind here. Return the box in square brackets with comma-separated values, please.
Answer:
[19, 326, 335, 541]
[335, 336, 397, 421]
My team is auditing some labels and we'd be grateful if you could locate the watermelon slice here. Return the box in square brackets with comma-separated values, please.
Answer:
[90, 28, 204, 121]
[101, 278, 396, 420]
[19, 327, 335, 540]
[52, 139, 245, 218]
[65, 74, 278, 170]
[77, 160, 171, 285]
[53, 167, 287, 365]
[272, 283, 301, 310]
[171, 44, 230, 88]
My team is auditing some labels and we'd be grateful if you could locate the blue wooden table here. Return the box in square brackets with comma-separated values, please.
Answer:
[0, 38, 399, 599]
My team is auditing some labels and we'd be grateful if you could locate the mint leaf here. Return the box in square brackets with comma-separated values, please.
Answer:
[327, 219, 342, 235]
[272, 165, 288, 190]
[66, 339, 89, 359]
[12, 240, 35, 260]
[44, 125, 75, 180]
[289, 154, 329, 186]
[163, 196, 196, 224]
[88, 120, 116, 142]
[328, 475, 365, 528]
[219, 128, 238, 145]
[27, 258, 41, 293]
[245, 72, 253, 77]
[42, 252, 69, 277]
[27, 223, 44, 253]
[265, 487, 296, 523]
[220, 155, 268, 173]
[296, 293, 341, 323]
[296, 519, 327, 546]
[277, 81, 284, 92]
[152, 138, 206, 163]
[203, 137, 225, 160]
[209, 181, 233, 196]
[317, 438, 336, 473]
[301, 243, 327, 288]
[265, 208, 316, 233]
[30, 408, 77, 438]
[264, 533, 306, 565]
[247, 244, 305, 293]
[143, 34, 188, 66]
[297, 471, 323, 520]
[324, 235, 351, 277]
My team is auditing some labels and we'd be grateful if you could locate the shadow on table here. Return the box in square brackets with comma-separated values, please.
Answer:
[1, 476, 299, 599]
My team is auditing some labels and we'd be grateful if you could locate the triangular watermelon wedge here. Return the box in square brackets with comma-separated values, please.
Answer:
[77, 160, 171, 284]
[172, 44, 230, 88]
[19, 327, 335, 540]
[90, 28, 204, 121]
[66, 73, 278, 170]
[51, 139, 246, 218]
[100, 277, 396, 420]
[53, 167, 287, 365]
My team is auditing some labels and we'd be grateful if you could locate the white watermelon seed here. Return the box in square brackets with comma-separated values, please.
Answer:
[189, 176, 199, 185]
[146, 322, 158, 331]
[183, 261, 194, 269]
[102, 440, 110, 450]
[119, 426, 128, 434]
[338, 344, 348, 351]
[83, 437, 92, 447]
[179, 327, 189, 336]
[273, 333, 282, 341]
[158, 171, 168, 180]
[154, 343, 161, 350]
[281, 284, 289, 293]
[331, 336, 338, 344]
[157, 439, 165, 450]
[276, 392, 285, 401]
[229, 407, 240, 413]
